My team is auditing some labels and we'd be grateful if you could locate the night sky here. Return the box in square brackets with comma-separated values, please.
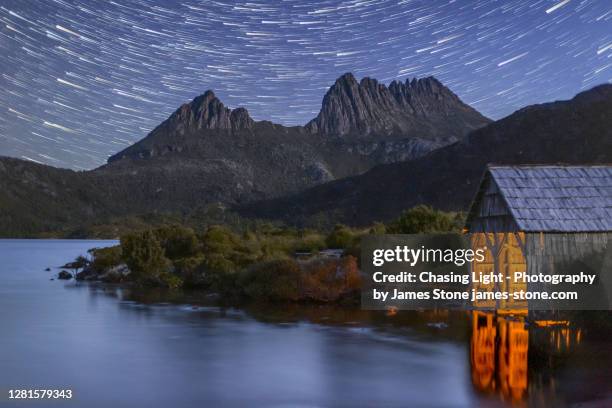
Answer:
[0, 1, 610, 170]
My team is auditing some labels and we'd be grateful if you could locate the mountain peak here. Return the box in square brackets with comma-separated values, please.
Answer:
[336, 72, 358, 85]
[107, 91, 254, 163]
[172, 90, 254, 132]
[306, 73, 490, 137]
[189, 89, 217, 106]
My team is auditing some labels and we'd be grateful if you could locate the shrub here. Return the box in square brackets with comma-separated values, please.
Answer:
[325, 224, 356, 249]
[154, 225, 199, 260]
[302, 255, 361, 301]
[239, 259, 301, 301]
[173, 255, 206, 287]
[387, 205, 456, 234]
[342, 256, 362, 290]
[201, 254, 239, 292]
[120, 230, 170, 282]
[158, 271, 183, 290]
[201, 225, 238, 254]
[88, 245, 122, 272]
[296, 232, 326, 252]
[369, 222, 387, 235]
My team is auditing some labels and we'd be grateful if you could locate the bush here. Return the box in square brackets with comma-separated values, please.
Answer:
[120, 230, 170, 282]
[302, 255, 361, 301]
[387, 205, 457, 234]
[88, 246, 122, 272]
[173, 255, 206, 287]
[154, 225, 199, 260]
[158, 271, 183, 289]
[343, 256, 362, 290]
[201, 225, 238, 254]
[198, 226, 255, 285]
[369, 222, 387, 235]
[239, 259, 301, 301]
[296, 232, 326, 252]
[325, 224, 356, 249]
[201, 254, 239, 292]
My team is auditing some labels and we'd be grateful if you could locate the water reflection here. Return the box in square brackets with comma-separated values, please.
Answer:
[469, 309, 607, 407]
[471, 311, 528, 404]
[71, 280, 611, 407]
[465, 231, 612, 405]
[111, 287, 612, 404]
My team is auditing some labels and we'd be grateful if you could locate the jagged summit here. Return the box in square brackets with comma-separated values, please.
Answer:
[107, 73, 489, 164]
[107, 90, 254, 162]
[305, 73, 490, 137]
[388, 76, 462, 111]
[173, 90, 254, 132]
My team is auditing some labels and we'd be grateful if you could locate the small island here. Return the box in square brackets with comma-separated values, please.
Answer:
[67, 206, 461, 304]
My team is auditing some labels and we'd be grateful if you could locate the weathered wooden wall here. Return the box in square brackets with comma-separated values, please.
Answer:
[466, 174, 519, 233]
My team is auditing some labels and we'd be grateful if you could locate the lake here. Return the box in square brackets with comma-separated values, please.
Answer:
[0, 240, 610, 407]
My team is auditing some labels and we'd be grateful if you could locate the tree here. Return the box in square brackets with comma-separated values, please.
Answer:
[62, 255, 89, 279]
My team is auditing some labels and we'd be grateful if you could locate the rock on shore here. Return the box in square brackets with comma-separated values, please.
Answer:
[76, 264, 131, 283]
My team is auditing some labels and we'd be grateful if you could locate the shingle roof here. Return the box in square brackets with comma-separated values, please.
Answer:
[488, 165, 612, 232]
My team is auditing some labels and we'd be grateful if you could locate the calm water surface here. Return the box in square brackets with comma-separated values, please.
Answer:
[0, 240, 610, 408]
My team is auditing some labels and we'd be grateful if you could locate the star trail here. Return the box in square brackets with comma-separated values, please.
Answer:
[0, 0, 610, 169]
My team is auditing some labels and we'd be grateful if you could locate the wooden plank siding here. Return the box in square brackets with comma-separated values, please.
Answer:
[466, 173, 519, 233]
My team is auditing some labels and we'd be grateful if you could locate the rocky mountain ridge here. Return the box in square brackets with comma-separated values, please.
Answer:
[239, 84, 612, 226]
[107, 73, 489, 165]
[305, 73, 486, 141]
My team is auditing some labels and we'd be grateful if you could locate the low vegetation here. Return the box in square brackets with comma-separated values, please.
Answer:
[75, 205, 462, 303]
[386, 205, 463, 234]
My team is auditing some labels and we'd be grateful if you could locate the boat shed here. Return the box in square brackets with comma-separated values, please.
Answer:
[464, 165, 612, 309]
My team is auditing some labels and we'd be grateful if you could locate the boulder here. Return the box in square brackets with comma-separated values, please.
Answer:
[57, 270, 72, 280]
[99, 264, 131, 283]
[75, 267, 97, 281]
[76, 263, 131, 282]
